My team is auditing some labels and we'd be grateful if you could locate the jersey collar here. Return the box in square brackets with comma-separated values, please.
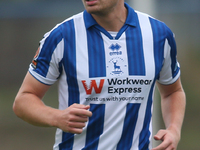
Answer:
[84, 2, 137, 29]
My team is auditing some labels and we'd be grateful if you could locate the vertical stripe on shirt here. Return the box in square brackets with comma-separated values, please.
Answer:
[72, 13, 90, 150]
[59, 19, 79, 150]
[126, 15, 146, 76]
[139, 80, 155, 150]
[84, 104, 105, 150]
[149, 17, 165, 80]
[136, 11, 155, 150]
[116, 103, 141, 150]
[87, 28, 106, 78]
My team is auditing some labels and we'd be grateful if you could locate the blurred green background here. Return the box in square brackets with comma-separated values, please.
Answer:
[0, 0, 199, 149]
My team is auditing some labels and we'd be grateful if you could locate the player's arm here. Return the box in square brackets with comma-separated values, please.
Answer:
[152, 78, 186, 150]
[13, 72, 92, 134]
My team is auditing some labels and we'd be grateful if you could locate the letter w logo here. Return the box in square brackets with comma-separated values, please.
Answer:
[82, 79, 105, 95]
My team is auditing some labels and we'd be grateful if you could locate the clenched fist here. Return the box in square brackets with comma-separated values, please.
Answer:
[55, 103, 92, 134]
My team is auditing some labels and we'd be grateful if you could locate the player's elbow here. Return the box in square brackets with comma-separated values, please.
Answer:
[13, 96, 24, 118]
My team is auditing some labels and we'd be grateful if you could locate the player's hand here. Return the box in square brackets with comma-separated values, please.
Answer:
[56, 103, 92, 134]
[152, 128, 180, 150]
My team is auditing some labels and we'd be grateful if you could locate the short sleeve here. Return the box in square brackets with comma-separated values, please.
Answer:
[157, 27, 180, 85]
[29, 27, 64, 85]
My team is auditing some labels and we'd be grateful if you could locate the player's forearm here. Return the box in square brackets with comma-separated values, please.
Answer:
[13, 92, 60, 128]
[161, 88, 186, 135]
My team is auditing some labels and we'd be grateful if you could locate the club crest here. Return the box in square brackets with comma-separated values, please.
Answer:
[107, 57, 126, 76]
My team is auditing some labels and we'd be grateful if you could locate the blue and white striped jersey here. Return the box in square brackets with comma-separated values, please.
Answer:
[29, 3, 180, 150]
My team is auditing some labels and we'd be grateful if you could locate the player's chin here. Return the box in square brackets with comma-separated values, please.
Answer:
[86, 7, 106, 16]
[85, 8, 99, 14]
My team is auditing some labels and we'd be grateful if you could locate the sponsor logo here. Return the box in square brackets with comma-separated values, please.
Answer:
[107, 78, 152, 85]
[108, 87, 142, 95]
[82, 79, 105, 95]
[82, 78, 152, 95]
[107, 78, 152, 95]
[109, 43, 121, 51]
[109, 43, 122, 56]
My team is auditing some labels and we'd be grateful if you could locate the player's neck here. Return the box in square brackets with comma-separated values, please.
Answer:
[91, 6, 127, 32]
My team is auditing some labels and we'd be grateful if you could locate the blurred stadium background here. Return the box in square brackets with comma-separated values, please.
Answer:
[0, 0, 199, 149]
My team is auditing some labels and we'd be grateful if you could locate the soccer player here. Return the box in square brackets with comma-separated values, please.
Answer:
[13, 0, 186, 150]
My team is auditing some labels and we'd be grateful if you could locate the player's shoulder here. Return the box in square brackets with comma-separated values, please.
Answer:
[136, 10, 167, 27]
[42, 12, 84, 41]
[59, 11, 84, 26]
[136, 10, 173, 38]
